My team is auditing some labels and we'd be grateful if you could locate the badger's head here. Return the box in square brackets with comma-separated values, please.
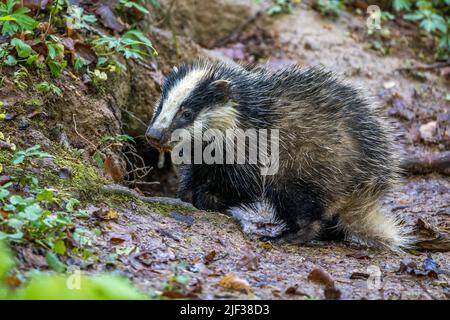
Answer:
[145, 63, 239, 149]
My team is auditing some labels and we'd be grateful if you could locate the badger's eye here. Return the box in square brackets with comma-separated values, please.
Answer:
[182, 110, 192, 119]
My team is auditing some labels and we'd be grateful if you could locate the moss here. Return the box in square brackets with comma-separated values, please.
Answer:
[42, 149, 107, 201]
[0, 149, 13, 165]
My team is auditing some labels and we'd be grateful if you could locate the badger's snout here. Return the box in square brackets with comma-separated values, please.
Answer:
[145, 127, 164, 147]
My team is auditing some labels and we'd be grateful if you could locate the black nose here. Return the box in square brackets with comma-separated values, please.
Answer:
[146, 127, 163, 144]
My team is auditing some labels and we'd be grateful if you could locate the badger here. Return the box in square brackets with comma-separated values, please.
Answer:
[145, 60, 408, 250]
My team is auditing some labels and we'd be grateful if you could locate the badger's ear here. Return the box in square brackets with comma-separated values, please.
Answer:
[210, 79, 231, 102]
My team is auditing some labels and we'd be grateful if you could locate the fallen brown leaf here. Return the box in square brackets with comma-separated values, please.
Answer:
[104, 154, 125, 183]
[413, 218, 450, 252]
[93, 207, 119, 221]
[324, 286, 341, 300]
[237, 249, 259, 271]
[350, 272, 370, 280]
[95, 4, 125, 33]
[307, 268, 335, 287]
[285, 284, 309, 297]
[219, 274, 252, 294]
[204, 250, 217, 265]
[4, 274, 21, 288]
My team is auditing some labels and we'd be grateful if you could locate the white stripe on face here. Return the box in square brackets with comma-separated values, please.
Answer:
[152, 69, 207, 130]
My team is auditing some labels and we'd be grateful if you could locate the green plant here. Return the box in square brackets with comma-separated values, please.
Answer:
[315, 0, 345, 17]
[93, 29, 157, 61]
[0, 241, 148, 299]
[101, 134, 135, 144]
[11, 145, 54, 165]
[393, 0, 449, 56]
[12, 65, 29, 90]
[0, 0, 38, 36]
[35, 81, 62, 96]
[65, 5, 97, 31]
[256, 0, 294, 15]
[118, 0, 150, 14]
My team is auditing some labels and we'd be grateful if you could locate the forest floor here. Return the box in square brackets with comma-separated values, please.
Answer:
[90, 5, 449, 300]
[1, 1, 449, 300]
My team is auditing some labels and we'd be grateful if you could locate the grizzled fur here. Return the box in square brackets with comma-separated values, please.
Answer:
[147, 60, 408, 250]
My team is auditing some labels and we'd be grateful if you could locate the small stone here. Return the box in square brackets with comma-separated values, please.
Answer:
[18, 118, 30, 130]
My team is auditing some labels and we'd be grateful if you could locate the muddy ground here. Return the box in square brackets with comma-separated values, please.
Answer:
[3, 1, 449, 299]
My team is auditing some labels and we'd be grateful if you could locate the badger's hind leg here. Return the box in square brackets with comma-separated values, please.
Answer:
[260, 182, 326, 244]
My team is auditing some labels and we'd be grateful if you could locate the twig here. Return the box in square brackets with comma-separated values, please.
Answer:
[72, 114, 97, 150]
[101, 184, 196, 210]
[397, 59, 450, 71]
[401, 151, 450, 176]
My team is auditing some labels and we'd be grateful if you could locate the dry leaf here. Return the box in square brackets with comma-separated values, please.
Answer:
[413, 218, 450, 252]
[104, 154, 125, 183]
[350, 272, 370, 280]
[219, 274, 252, 293]
[324, 286, 341, 300]
[204, 250, 217, 265]
[95, 4, 125, 33]
[93, 207, 119, 220]
[4, 274, 21, 288]
[237, 249, 259, 271]
[308, 268, 335, 288]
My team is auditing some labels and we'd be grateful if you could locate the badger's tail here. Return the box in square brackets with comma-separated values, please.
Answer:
[338, 197, 412, 251]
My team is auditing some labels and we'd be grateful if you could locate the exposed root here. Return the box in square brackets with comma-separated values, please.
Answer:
[401, 151, 450, 176]
[101, 184, 196, 210]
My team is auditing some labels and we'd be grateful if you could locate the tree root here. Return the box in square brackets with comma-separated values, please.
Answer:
[101, 184, 197, 210]
[401, 151, 450, 176]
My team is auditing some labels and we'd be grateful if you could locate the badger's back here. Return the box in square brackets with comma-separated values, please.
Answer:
[246, 66, 406, 249]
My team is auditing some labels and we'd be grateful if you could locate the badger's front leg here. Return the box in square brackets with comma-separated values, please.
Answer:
[262, 182, 326, 244]
[192, 184, 228, 211]
[178, 165, 229, 211]
[177, 165, 194, 203]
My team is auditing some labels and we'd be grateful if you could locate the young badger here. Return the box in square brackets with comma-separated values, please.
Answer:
[146, 60, 407, 250]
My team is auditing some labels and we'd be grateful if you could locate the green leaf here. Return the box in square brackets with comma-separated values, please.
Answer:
[83, 14, 97, 23]
[10, 12, 38, 30]
[93, 151, 104, 169]
[4, 54, 17, 66]
[0, 231, 23, 241]
[9, 195, 26, 205]
[21, 203, 42, 220]
[47, 43, 57, 60]
[11, 38, 32, 58]
[11, 154, 25, 165]
[26, 53, 39, 64]
[37, 189, 54, 202]
[74, 56, 86, 72]
[52, 240, 66, 255]
[65, 198, 80, 212]
[393, 0, 412, 12]
[46, 251, 67, 273]
[0, 188, 9, 199]
[0, 241, 15, 279]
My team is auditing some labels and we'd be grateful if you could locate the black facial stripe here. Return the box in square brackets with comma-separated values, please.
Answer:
[151, 65, 192, 124]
